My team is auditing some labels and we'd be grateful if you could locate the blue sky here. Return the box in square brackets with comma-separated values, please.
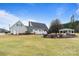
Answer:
[0, 3, 79, 30]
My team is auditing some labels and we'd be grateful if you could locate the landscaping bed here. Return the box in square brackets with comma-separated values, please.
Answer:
[43, 33, 77, 38]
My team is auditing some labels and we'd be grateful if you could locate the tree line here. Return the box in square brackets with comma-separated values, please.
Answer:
[48, 15, 79, 34]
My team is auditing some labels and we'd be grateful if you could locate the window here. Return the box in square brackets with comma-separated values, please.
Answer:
[16, 23, 22, 26]
[16, 24, 19, 26]
[72, 31, 74, 33]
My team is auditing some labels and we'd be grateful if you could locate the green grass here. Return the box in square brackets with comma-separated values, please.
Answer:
[0, 34, 79, 56]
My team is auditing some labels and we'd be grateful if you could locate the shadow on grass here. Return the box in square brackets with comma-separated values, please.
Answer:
[0, 51, 8, 56]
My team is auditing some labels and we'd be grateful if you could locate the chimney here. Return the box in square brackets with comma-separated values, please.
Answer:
[29, 21, 31, 27]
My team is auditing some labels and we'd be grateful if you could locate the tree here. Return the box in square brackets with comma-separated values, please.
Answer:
[48, 19, 63, 34]
[75, 24, 79, 32]
[69, 15, 76, 29]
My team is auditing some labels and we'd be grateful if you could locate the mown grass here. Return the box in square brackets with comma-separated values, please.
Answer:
[0, 34, 79, 56]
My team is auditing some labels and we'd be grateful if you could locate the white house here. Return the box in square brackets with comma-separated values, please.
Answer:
[10, 21, 28, 35]
[29, 21, 48, 34]
[10, 21, 48, 35]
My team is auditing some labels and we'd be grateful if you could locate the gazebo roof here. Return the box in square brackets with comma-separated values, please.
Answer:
[59, 28, 74, 31]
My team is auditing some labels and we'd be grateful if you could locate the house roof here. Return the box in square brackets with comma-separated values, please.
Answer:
[30, 22, 48, 31]
[59, 28, 74, 31]
[0, 28, 9, 33]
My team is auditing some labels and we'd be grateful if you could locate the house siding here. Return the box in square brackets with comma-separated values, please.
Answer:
[10, 21, 48, 35]
[31, 28, 47, 34]
[10, 21, 27, 34]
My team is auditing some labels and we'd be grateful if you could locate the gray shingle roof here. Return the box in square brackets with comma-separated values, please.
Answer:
[30, 22, 48, 31]
[0, 28, 9, 33]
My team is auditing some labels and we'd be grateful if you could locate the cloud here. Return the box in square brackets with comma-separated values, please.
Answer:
[0, 10, 20, 30]
[70, 3, 79, 21]
[74, 5, 79, 22]
[27, 19, 37, 22]
[22, 19, 37, 26]
[0, 10, 37, 30]
[75, 4, 79, 15]
[75, 8, 79, 15]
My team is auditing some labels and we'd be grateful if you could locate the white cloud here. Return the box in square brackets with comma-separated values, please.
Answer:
[71, 3, 79, 21]
[0, 10, 20, 30]
[75, 4, 79, 15]
[75, 8, 79, 15]
[0, 10, 37, 30]
[27, 19, 37, 22]
[21, 19, 37, 26]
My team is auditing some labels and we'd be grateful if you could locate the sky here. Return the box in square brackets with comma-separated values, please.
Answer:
[0, 3, 79, 30]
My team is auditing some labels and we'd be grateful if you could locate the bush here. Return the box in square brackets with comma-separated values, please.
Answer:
[43, 33, 77, 38]
[43, 34, 48, 38]
[25, 31, 30, 34]
[47, 33, 57, 38]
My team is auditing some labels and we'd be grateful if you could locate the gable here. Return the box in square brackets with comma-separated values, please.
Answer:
[10, 21, 25, 29]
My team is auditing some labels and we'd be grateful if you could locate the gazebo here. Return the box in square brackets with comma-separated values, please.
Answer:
[59, 28, 74, 34]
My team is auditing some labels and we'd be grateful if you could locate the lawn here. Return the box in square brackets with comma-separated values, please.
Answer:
[0, 34, 79, 56]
